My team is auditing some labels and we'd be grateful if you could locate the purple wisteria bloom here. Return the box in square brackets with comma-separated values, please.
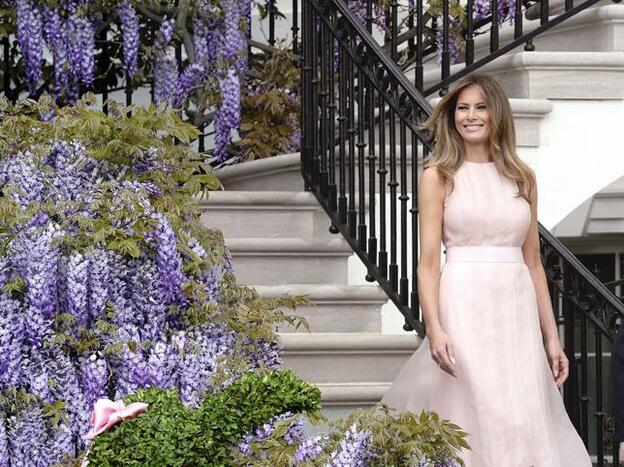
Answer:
[79, 354, 110, 413]
[7, 405, 49, 466]
[173, 63, 206, 108]
[193, 17, 211, 65]
[16, 0, 44, 93]
[14, 225, 61, 346]
[117, 0, 140, 76]
[328, 424, 375, 466]
[153, 213, 187, 307]
[87, 249, 110, 322]
[294, 435, 328, 463]
[178, 324, 236, 405]
[0, 150, 45, 208]
[66, 13, 95, 86]
[435, 19, 462, 65]
[153, 51, 179, 106]
[42, 6, 70, 97]
[0, 294, 24, 387]
[156, 18, 176, 51]
[151, 20, 178, 104]
[237, 412, 306, 457]
[472, 0, 515, 23]
[0, 413, 8, 467]
[214, 70, 241, 161]
[247, 338, 282, 371]
[67, 251, 90, 326]
[114, 326, 150, 397]
[50, 352, 91, 449]
[147, 341, 179, 388]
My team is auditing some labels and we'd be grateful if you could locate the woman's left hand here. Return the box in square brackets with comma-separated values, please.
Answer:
[545, 338, 569, 386]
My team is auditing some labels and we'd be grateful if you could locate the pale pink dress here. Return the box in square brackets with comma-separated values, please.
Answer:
[382, 161, 591, 466]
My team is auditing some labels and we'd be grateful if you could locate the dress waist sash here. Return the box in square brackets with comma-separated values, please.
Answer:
[445, 246, 524, 263]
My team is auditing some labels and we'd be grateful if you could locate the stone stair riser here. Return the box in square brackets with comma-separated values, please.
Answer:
[230, 251, 350, 285]
[281, 349, 415, 383]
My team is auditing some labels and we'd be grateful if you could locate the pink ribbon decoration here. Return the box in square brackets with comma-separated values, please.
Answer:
[83, 398, 149, 441]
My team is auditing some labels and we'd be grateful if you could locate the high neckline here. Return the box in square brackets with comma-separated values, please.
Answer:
[463, 160, 494, 165]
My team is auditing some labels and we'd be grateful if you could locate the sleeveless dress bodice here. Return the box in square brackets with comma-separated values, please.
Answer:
[443, 161, 530, 248]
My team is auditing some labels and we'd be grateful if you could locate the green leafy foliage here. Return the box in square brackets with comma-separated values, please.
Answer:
[233, 46, 300, 161]
[85, 370, 322, 466]
[232, 404, 469, 466]
[328, 405, 470, 466]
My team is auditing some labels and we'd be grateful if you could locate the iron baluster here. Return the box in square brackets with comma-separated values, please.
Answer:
[292, 0, 300, 54]
[328, 34, 338, 212]
[595, 325, 605, 467]
[415, 0, 424, 91]
[441, 0, 450, 91]
[269, 0, 276, 47]
[378, 92, 388, 279]
[541, 0, 550, 24]
[347, 54, 357, 238]
[367, 81, 378, 270]
[466, 0, 475, 65]
[338, 47, 348, 224]
[491, 0, 500, 53]
[3, 37, 10, 101]
[515, 0, 524, 39]
[581, 302, 590, 445]
[388, 90, 398, 292]
[311, 20, 321, 186]
[357, 65, 367, 251]
[320, 21, 329, 195]
[399, 120, 409, 306]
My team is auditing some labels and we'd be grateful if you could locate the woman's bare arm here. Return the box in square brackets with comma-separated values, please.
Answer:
[522, 181, 569, 386]
[417, 167, 456, 376]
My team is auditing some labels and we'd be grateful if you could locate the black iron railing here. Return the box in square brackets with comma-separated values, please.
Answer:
[409, 0, 608, 95]
[301, 0, 624, 463]
[302, 0, 434, 334]
[540, 227, 624, 464]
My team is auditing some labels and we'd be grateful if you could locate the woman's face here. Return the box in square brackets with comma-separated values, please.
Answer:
[454, 84, 491, 146]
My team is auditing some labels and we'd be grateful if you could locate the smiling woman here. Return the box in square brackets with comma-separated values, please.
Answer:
[381, 74, 592, 467]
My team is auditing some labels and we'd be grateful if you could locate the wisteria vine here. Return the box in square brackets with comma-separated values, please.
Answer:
[0, 132, 280, 465]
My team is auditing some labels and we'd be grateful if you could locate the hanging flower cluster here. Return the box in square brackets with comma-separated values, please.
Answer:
[473, 0, 517, 23]
[9, 0, 250, 162]
[0, 102, 282, 465]
[16, 0, 98, 100]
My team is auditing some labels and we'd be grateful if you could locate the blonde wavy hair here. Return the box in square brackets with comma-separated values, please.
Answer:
[422, 74, 535, 202]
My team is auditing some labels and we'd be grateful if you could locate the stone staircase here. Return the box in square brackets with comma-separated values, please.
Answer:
[200, 0, 624, 420]
[199, 189, 420, 418]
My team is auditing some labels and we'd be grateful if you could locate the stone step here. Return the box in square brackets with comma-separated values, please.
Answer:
[216, 153, 305, 191]
[279, 332, 421, 384]
[199, 191, 330, 238]
[255, 284, 387, 333]
[424, 51, 624, 99]
[227, 237, 352, 285]
[488, 4, 624, 54]
[317, 381, 390, 405]
[525, 0, 613, 22]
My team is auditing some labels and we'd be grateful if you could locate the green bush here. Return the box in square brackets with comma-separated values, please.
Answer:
[85, 370, 322, 466]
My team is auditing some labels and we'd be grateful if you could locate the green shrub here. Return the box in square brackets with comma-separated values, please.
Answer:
[85, 370, 322, 466]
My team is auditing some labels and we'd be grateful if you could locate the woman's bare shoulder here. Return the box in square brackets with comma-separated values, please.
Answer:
[420, 166, 446, 198]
